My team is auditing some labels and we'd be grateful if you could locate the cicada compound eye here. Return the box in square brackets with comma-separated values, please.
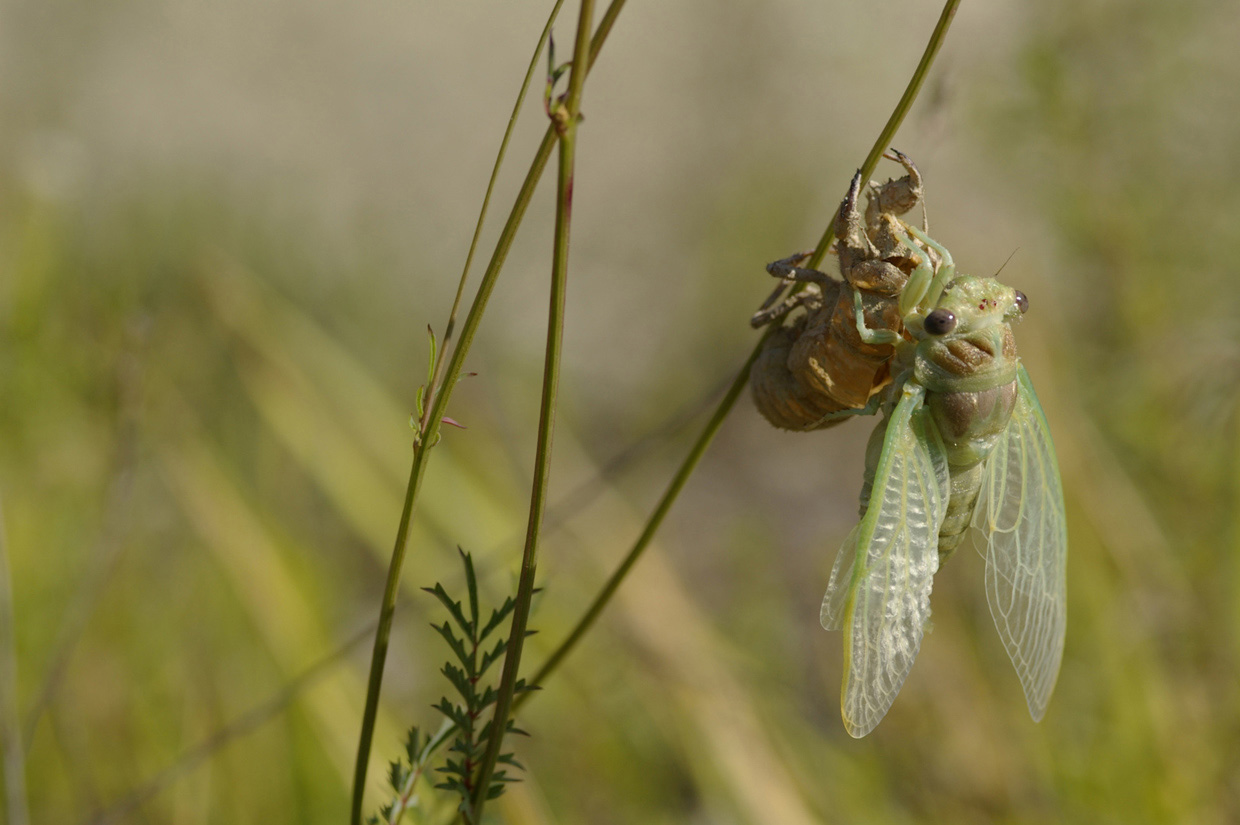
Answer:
[923, 308, 957, 336]
[1014, 290, 1029, 314]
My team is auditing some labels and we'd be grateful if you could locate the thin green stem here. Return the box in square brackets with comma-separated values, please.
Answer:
[807, 0, 961, 269]
[421, 0, 565, 430]
[520, 0, 964, 702]
[468, 3, 594, 820]
[349, 2, 627, 820]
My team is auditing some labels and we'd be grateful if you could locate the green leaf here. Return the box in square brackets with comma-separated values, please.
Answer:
[440, 662, 475, 705]
[478, 637, 508, 676]
[423, 584, 472, 638]
[403, 727, 422, 763]
[459, 548, 480, 635]
[440, 757, 466, 777]
[430, 621, 471, 670]
[477, 685, 497, 710]
[432, 698, 469, 730]
[479, 597, 517, 641]
[387, 759, 407, 789]
[425, 325, 437, 386]
[497, 753, 526, 771]
[435, 777, 468, 796]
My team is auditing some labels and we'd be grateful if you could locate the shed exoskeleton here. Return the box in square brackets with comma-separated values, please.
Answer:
[750, 150, 930, 430]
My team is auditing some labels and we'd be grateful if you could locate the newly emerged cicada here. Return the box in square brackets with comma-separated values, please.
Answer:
[815, 221, 1068, 738]
[750, 151, 926, 430]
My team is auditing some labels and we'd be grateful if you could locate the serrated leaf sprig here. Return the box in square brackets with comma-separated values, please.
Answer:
[424, 548, 536, 822]
[367, 723, 453, 825]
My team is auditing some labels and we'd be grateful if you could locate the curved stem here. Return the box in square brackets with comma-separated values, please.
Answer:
[807, 0, 962, 270]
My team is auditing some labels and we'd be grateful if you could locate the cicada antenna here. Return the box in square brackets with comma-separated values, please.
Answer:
[994, 247, 1020, 278]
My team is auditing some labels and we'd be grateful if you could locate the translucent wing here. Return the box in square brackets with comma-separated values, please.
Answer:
[820, 383, 950, 737]
[973, 366, 1068, 721]
[820, 525, 859, 632]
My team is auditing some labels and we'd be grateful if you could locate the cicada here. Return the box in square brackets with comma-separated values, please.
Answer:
[818, 222, 1068, 738]
[750, 151, 927, 430]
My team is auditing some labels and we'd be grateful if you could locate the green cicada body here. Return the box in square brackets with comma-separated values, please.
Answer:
[818, 226, 1068, 738]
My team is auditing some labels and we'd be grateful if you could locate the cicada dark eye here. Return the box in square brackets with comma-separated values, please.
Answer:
[923, 308, 957, 336]
[1014, 290, 1029, 314]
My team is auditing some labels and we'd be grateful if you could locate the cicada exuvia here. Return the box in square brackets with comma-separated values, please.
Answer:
[750, 150, 928, 430]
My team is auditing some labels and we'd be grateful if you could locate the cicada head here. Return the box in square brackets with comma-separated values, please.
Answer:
[911, 276, 1025, 383]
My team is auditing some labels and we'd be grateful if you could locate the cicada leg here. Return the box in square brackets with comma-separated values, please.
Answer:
[865, 149, 924, 223]
[807, 388, 885, 427]
[763, 250, 836, 286]
[851, 288, 902, 346]
[750, 283, 821, 328]
[836, 171, 881, 272]
[901, 224, 956, 310]
[751, 250, 837, 329]
[892, 223, 957, 318]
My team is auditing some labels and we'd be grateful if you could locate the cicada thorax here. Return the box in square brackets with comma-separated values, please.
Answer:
[750, 152, 925, 431]
[919, 315, 1022, 557]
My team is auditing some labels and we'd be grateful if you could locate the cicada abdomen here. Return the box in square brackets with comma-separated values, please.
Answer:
[750, 151, 928, 431]
[920, 316, 1022, 557]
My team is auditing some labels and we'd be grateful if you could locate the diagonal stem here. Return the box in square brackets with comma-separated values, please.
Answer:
[420, 0, 566, 436]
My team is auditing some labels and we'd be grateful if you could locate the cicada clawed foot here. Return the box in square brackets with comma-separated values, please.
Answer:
[835, 171, 880, 273]
[750, 251, 837, 329]
[763, 250, 834, 286]
[865, 149, 924, 227]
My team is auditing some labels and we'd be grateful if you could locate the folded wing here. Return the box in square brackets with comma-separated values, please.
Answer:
[973, 366, 1068, 721]
[822, 383, 949, 737]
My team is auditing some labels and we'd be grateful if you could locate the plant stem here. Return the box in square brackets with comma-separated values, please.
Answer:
[421, 0, 565, 431]
[349, 3, 627, 821]
[468, 2, 594, 819]
[519, 0, 964, 703]
[807, 0, 962, 269]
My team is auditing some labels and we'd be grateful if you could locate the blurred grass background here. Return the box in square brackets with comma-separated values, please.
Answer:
[2, 0, 1238, 822]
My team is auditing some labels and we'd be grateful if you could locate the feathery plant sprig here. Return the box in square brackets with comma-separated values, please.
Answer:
[426, 551, 533, 819]
[368, 549, 535, 825]
[367, 726, 444, 825]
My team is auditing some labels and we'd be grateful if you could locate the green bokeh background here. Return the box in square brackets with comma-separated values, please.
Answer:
[2, 0, 1237, 822]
